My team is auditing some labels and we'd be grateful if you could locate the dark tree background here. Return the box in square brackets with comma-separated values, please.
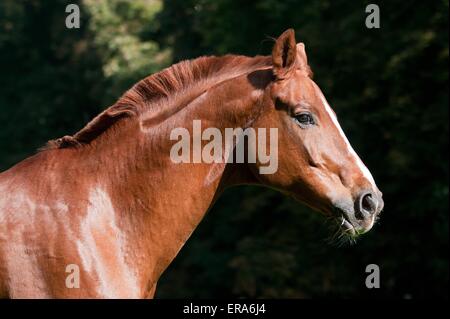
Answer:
[0, 0, 448, 298]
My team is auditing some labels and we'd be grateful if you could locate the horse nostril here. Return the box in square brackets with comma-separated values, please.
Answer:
[361, 193, 377, 215]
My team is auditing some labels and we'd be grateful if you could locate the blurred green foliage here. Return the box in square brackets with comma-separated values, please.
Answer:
[0, 0, 448, 298]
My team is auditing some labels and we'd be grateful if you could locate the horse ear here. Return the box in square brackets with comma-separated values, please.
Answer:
[272, 29, 297, 79]
[296, 42, 313, 78]
[296, 43, 308, 68]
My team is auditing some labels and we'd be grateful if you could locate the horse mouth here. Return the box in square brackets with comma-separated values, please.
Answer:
[337, 212, 374, 239]
[340, 215, 359, 237]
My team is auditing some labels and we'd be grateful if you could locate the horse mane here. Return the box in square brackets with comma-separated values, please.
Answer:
[43, 55, 272, 150]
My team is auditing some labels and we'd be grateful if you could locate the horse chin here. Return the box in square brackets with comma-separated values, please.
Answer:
[328, 207, 372, 244]
[304, 203, 363, 242]
[339, 215, 364, 237]
[289, 193, 372, 243]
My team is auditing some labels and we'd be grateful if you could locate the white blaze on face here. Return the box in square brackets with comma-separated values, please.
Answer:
[313, 83, 377, 188]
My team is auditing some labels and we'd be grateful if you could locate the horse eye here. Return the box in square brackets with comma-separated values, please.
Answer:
[294, 112, 315, 126]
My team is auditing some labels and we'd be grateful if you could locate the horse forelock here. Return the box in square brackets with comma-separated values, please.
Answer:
[42, 55, 272, 151]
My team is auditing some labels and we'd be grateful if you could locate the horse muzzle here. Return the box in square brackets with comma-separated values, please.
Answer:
[334, 189, 384, 237]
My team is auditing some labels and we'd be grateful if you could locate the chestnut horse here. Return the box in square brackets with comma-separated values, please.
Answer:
[0, 29, 383, 298]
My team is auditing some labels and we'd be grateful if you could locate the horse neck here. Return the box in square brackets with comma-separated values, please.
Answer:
[85, 71, 268, 287]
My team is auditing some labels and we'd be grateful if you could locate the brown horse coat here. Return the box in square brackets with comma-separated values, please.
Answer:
[0, 29, 382, 298]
